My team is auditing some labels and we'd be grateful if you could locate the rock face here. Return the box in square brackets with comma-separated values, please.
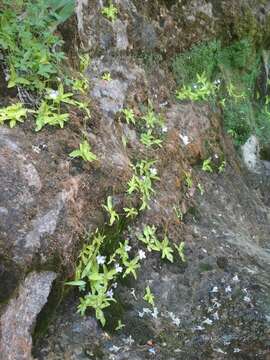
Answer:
[0, 271, 56, 360]
[1, 0, 270, 359]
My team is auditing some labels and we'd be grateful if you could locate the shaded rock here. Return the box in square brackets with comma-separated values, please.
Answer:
[0, 271, 56, 360]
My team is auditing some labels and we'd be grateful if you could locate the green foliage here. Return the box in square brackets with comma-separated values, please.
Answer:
[176, 72, 217, 102]
[143, 286, 155, 307]
[0, 1, 74, 91]
[69, 140, 97, 162]
[173, 206, 183, 220]
[172, 40, 221, 86]
[184, 171, 193, 189]
[123, 207, 138, 219]
[0, 102, 33, 128]
[142, 108, 164, 129]
[140, 130, 163, 148]
[202, 158, 213, 173]
[218, 161, 226, 173]
[137, 225, 174, 262]
[172, 38, 270, 146]
[101, 3, 118, 22]
[122, 108, 135, 125]
[102, 72, 112, 81]
[174, 242, 186, 263]
[35, 101, 69, 131]
[102, 196, 119, 226]
[127, 160, 159, 210]
[197, 183, 205, 195]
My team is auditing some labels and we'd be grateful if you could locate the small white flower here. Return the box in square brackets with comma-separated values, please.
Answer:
[234, 348, 241, 353]
[96, 255, 106, 265]
[179, 134, 190, 145]
[150, 167, 157, 176]
[244, 295, 251, 303]
[115, 263, 123, 273]
[225, 285, 232, 293]
[202, 318, 213, 325]
[148, 348, 156, 354]
[162, 126, 168, 133]
[125, 244, 132, 252]
[213, 311, 219, 321]
[232, 274, 240, 282]
[49, 89, 59, 99]
[211, 286, 218, 293]
[107, 289, 114, 298]
[112, 282, 118, 289]
[109, 345, 120, 353]
[138, 249, 146, 260]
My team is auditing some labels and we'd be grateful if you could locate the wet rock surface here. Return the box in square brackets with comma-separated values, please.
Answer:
[1, 0, 270, 359]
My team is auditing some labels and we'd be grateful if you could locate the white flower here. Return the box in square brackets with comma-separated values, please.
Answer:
[232, 274, 240, 282]
[244, 295, 251, 303]
[150, 167, 157, 176]
[96, 255, 106, 265]
[162, 126, 168, 133]
[125, 244, 131, 252]
[112, 282, 118, 289]
[213, 311, 219, 320]
[211, 286, 218, 293]
[179, 134, 190, 145]
[225, 285, 232, 293]
[148, 348, 156, 354]
[138, 249, 146, 260]
[107, 289, 114, 298]
[115, 263, 123, 273]
[202, 318, 213, 325]
[234, 348, 241, 353]
[49, 89, 59, 99]
[109, 345, 120, 353]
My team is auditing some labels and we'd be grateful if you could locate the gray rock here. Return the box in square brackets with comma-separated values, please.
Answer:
[0, 271, 56, 360]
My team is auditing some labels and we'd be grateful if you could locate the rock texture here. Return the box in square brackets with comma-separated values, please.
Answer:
[0, 272, 56, 360]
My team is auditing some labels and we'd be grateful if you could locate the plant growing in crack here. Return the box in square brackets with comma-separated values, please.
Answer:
[69, 140, 97, 162]
[102, 196, 119, 226]
[101, 2, 118, 22]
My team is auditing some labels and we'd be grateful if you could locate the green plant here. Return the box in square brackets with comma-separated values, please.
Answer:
[137, 225, 159, 252]
[197, 183, 204, 195]
[184, 171, 193, 189]
[0, 102, 33, 128]
[115, 319, 125, 331]
[35, 101, 69, 131]
[0, 1, 74, 91]
[218, 161, 226, 173]
[101, 3, 118, 22]
[176, 72, 216, 102]
[124, 207, 138, 219]
[202, 158, 213, 173]
[102, 196, 119, 226]
[157, 235, 174, 263]
[143, 286, 155, 307]
[174, 242, 186, 262]
[127, 160, 159, 210]
[140, 130, 163, 148]
[173, 206, 183, 220]
[142, 108, 163, 129]
[102, 72, 112, 81]
[122, 108, 135, 125]
[69, 140, 97, 162]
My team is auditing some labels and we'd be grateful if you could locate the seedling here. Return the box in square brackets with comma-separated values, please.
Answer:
[69, 140, 97, 162]
[184, 171, 193, 189]
[173, 206, 183, 220]
[174, 242, 186, 262]
[122, 108, 135, 125]
[144, 286, 155, 307]
[218, 160, 226, 173]
[124, 207, 138, 219]
[197, 183, 204, 195]
[140, 130, 163, 148]
[115, 320, 125, 331]
[102, 196, 119, 226]
[102, 72, 112, 81]
[101, 3, 118, 22]
[202, 158, 213, 173]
